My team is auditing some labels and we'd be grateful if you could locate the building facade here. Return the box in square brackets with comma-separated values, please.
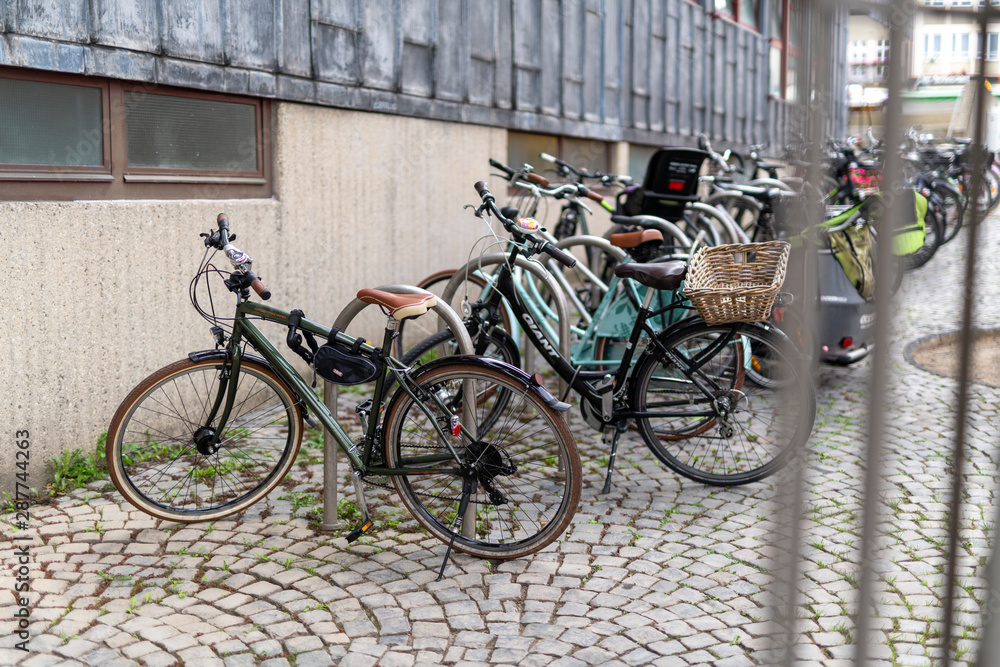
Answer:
[0, 0, 848, 493]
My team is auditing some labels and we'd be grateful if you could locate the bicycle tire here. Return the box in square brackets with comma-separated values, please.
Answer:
[383, 362, 581, 559]
[631, 322, 815, 486]
[107, 357, 303, 522]
[901, 204, 943, 271]
[933, 181, 964, 244]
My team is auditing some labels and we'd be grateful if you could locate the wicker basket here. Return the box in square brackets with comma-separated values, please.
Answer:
[683, 241, 791, 325]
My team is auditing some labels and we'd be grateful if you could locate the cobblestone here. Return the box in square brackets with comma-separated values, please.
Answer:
[2, 220, 998, 665]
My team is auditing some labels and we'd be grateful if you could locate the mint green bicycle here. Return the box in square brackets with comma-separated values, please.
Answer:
[106, 214, 581, 567]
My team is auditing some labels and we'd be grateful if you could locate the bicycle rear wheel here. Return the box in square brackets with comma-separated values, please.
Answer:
[383, 362, 580, 559]
[107, 357, 303, 522]
[631, 322, 814, 486]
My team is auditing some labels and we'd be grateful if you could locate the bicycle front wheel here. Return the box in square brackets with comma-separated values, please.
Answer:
[383, 362, 581, 559]
[631, 322, 814, 486]
[107, 357, 303, 522]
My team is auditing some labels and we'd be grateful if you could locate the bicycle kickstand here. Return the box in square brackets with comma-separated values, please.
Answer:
[599, 420, 630, 495]
[436, 473, 478, 582]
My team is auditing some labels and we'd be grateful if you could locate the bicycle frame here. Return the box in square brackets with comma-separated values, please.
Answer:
[212, 300, 464, 477]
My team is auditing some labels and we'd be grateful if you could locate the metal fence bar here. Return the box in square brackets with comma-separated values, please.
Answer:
[941, 7, 991, 665]
[850, 0, 909, 664]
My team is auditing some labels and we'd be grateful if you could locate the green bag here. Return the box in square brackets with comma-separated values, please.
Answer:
[827, 221, 876, 300]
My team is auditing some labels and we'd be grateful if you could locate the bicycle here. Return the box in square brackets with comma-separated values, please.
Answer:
[105, 214, 582, 577]
[409, 181, 816, 490]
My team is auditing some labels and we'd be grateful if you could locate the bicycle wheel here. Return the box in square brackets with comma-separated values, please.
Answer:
[933, 181, 964, 244]
[383, 362, 580, 559]
[107, 357, 303, 522]
[403, 326, 520, 368]
[631, 322, 814, 486]
[901, 205, 943, 271]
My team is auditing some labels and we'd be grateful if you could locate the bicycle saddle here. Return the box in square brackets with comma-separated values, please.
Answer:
[613, 261, 687, 291]
[357, 289, 437, 320]
[608, 229, 663, 249]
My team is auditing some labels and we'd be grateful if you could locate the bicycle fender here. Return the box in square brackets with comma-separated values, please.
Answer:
[412, 355, 571, 412]
[187, 349, 271, 367]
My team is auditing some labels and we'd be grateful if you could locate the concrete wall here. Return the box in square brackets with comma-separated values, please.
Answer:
[0, 102, 507, 496]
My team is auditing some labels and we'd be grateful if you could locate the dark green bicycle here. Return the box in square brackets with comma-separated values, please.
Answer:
[106, 214, 581, 566]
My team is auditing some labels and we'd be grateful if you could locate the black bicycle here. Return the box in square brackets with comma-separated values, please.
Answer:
[405, 182, 817, 490]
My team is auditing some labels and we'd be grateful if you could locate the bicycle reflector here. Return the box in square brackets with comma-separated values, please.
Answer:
[667, 180, 686, 191]
[840, 337, 853, 349]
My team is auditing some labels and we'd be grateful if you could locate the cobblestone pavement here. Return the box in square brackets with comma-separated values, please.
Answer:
[2, 217, 999, 667]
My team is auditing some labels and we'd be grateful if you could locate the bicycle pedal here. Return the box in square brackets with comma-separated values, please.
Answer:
[345, 519, 375, 544]
[304, 413, 319, 428]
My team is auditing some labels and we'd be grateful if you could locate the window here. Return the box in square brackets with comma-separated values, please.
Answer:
[712, 0, 759, 31]
[953, 33, 970, 59]
[876, 40, 890, 63]
[924, 34, 942, 62]
[989, 33, 1000, 60]
[768, 0, 801, 101]
[507, 132, 610, 179]
[0, 67, 271, 200]
[849, 40, 867, 64]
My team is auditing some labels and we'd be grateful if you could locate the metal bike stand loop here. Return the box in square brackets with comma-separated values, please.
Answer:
[321, 285, 475, 535]
[441, 254, 573, 397]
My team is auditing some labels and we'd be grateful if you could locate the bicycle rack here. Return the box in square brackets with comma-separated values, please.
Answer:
[441, 254, 573, 397]
[321, 284, 475, 532]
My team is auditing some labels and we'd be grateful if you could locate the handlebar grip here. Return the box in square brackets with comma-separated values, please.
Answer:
[489, 158, 516, 177]
[526, 172, 550, 187]
[217, 212, 230, 240]
[250, 279, 271, 301]
[246, 271, 271, 300]
[474, 181, 493, 201]
[543, 243, 577, 268]
[540, 152, 558, 164]
[585, 189, 603, 203]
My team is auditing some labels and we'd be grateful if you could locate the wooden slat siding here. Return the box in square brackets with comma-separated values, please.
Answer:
[278, 0, 312, 77]
[312, 0, 361, 86]
[513, 0, 541, 113]
[89, 0, 159, 52]
[359, 0, 398, 92]
[583, 0, 602, 124]
[630, 0, 649, 130]
[552, 0, 573, 119]
[694, 6, 707, 138]
[677, 1, 692, 139]
[604, 0, 622, 127]
[620, 0, 633, 130]
[228, 0, 278, 71]
[402, 0, 434, 97]
[0, 1, 843, 150]
[469, 1, 496, 107]
[496, 0, 513, 109]
[159, 0, 222, 64]
[0, 0, 91, 43]
[664, 0, 678, 136]
[435, 0, 468, 102]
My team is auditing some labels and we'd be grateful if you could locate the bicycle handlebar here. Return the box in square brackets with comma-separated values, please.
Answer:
[213, 213, 271, 300]
[541, 243, 578, 268]
[472, 182, 576, 268]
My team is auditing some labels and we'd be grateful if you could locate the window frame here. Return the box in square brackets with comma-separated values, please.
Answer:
[0, 66, 272, 201]
[0, 68, 113, 182]
[768, 0, 802, 101]
[506, 131, 612, 194]
[710, 0, 761, 33]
